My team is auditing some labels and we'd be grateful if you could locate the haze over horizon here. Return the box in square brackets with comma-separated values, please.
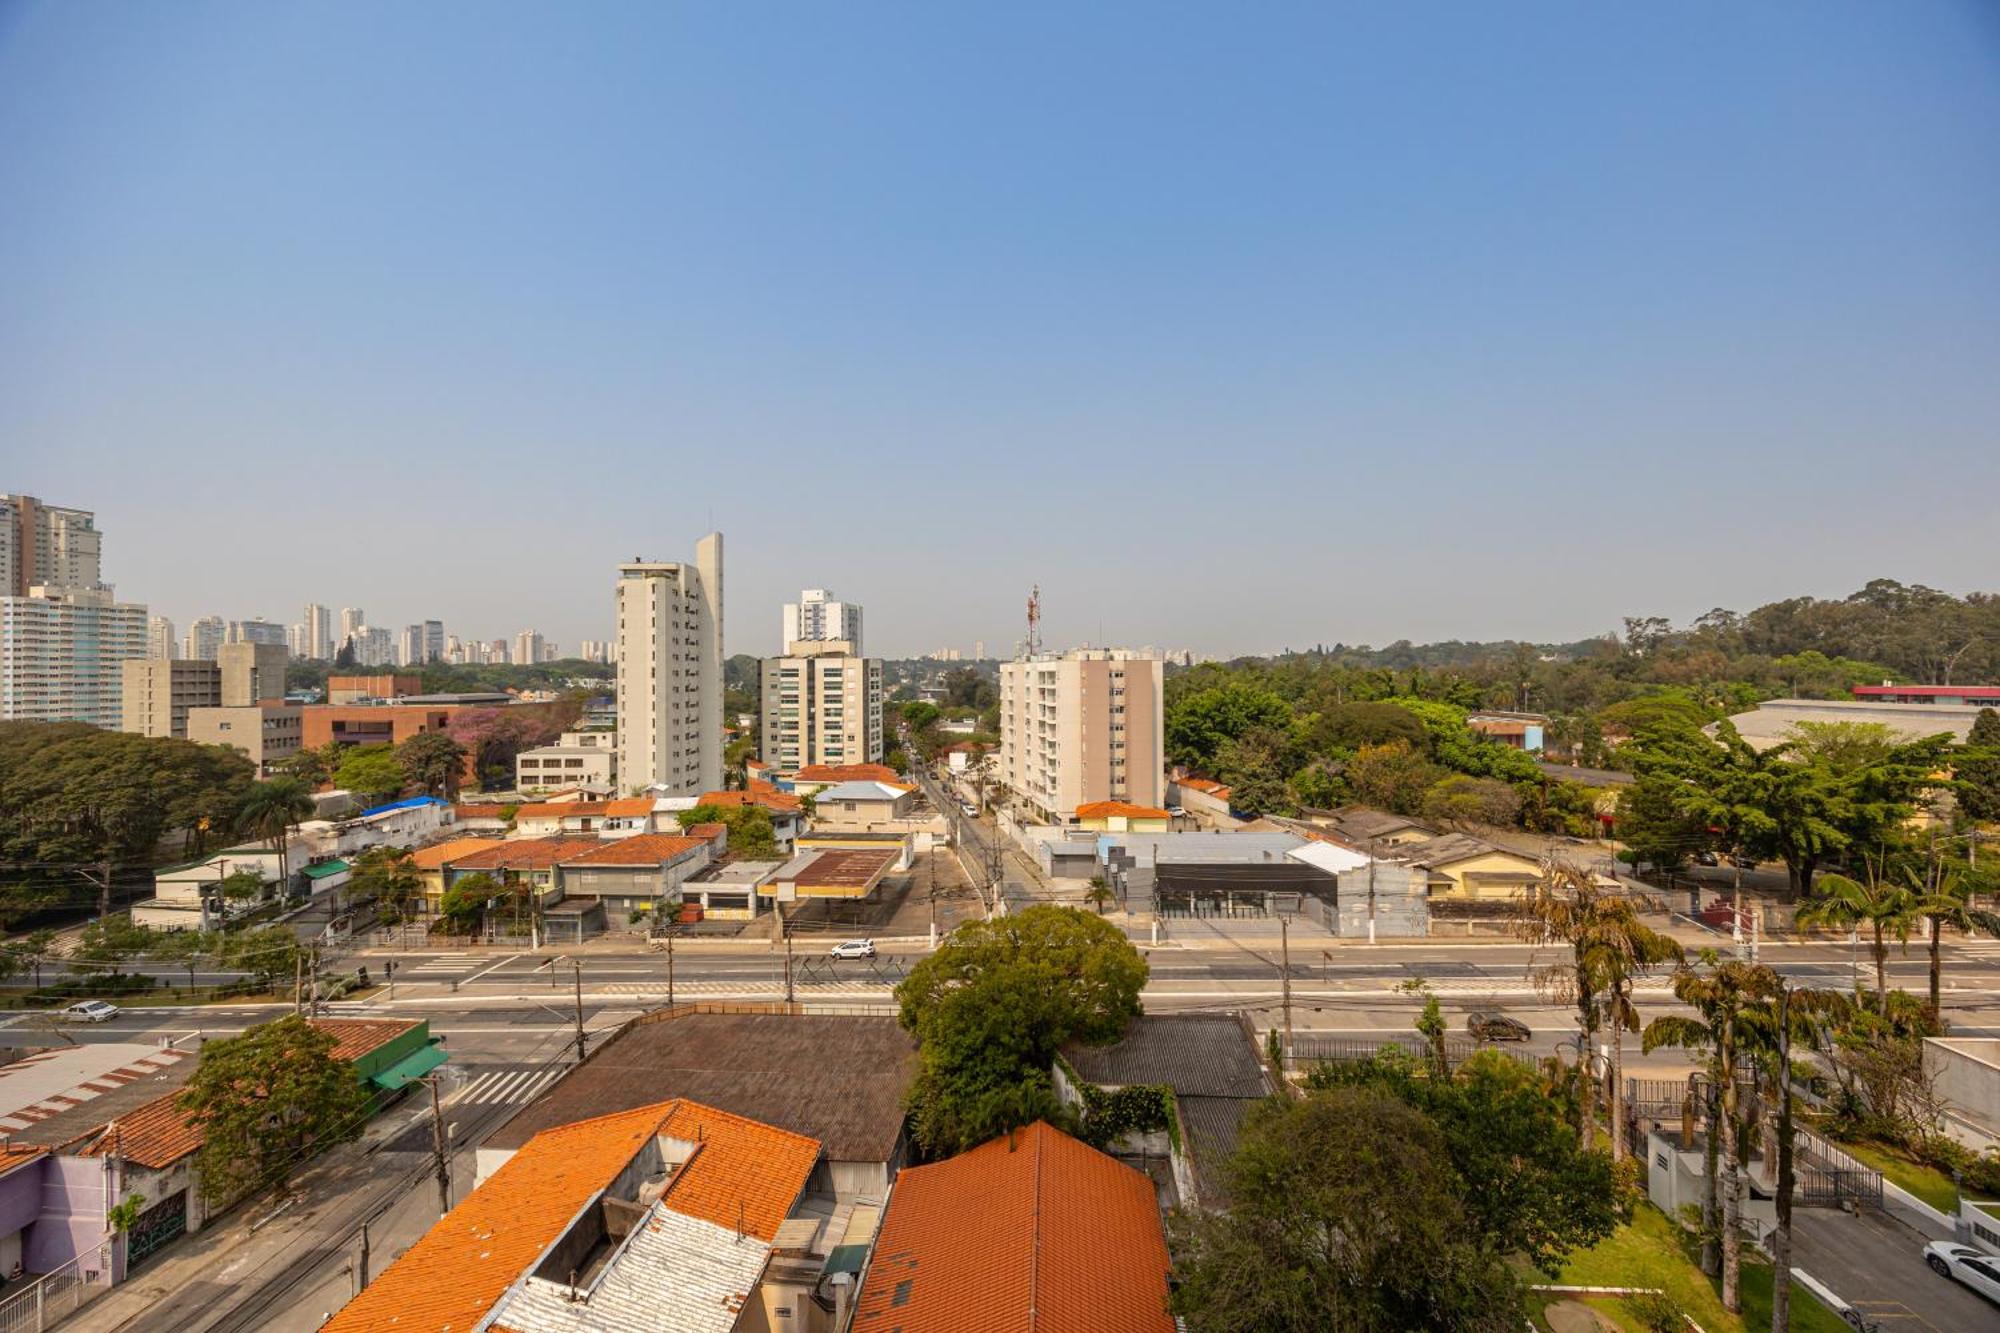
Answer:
[5, 3, 1997, 659]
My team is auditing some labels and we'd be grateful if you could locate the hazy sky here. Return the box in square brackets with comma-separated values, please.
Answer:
[4, 3, 1997, 660]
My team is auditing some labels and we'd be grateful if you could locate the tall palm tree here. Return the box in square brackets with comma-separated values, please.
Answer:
[238, 775, 316, 890]
[1796, 869, 1917, 1008]
[1738, 972, 1846, 1333]
[1516, 859, 1681, 1159]
[1644, 958, 1772, 1314]
[1909, 860, 2000, 1016]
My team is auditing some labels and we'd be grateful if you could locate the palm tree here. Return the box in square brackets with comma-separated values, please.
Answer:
[1644, 958, 1772, 1313]
[1796, 869, 1917, 1008]
[1516, 859, 1680, 1159]
[238, 775, 316, 889]
[1738, 972, 1846, 1333]
[1085, 876, 1114, 914]
[1909, 859, 2000, 1016]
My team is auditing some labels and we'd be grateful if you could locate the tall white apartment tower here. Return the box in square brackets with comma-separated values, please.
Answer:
[147, 615, 176, 661]
[781, 589, 862, 655]
[615, 533, 723, 795]
[304, 603, 334, 660]
[340, 607, 366, 642]
[183, 616, 225, 661]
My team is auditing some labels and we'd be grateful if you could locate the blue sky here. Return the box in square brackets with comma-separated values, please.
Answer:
[3, 2, 1997, 658]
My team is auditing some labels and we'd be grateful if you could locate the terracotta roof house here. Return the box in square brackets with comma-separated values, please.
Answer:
[1075, 800, 1172, 833]
[407, 836, 504, 907]
[513, 796, 661, 838]
[479, 1005, 916, 1202]
[325, 1099, 827, 1333]
[789, 763, 903, 796]
[853, 1121, 1175, 1333]
[809, 780, 918, 826]
[556, 833, 714, 936]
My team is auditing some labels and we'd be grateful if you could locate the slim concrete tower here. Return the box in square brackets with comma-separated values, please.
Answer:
[614, 532, 723, 795]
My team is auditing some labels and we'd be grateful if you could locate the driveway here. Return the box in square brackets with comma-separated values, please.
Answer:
[1790, 1206, 2000, 1330]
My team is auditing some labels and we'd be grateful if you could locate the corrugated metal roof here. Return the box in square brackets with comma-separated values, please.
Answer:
[1061, 1015, 1269, 1099]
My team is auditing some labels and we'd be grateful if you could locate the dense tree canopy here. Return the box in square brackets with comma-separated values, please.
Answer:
[332, 745, 405, 807]
[0, 722, 255, 868]
[1170, 1085, 1527, 1332]
[894, 905, 1147, 1156]
[178, 1015, 369, 1205]
[676, 803, 778, 858]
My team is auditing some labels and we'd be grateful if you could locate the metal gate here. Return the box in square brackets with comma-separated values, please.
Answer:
[125, 1191, 187, 1270]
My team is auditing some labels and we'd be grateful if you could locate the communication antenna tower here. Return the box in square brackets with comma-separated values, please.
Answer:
[1026, 585, 1041, 658]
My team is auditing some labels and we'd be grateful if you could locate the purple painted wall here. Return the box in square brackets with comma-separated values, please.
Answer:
[23, 1155, 115, 1278]
[0, 1157, 43, 1241]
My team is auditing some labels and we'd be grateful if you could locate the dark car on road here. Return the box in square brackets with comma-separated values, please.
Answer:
[1466, 1010, 1530, 1042]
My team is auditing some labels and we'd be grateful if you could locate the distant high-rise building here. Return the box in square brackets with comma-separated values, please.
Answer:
[782, 588, 863, 655]
[490, 638, 510, 665]
[1, 586, 147, 726]
[762, 640, 883, 771]
[183, 616, 225, 661]
[304, 603, 334, 660]
[0, 494, 103, 597]
[286, 622, 308, 658]
[422, 620, 445, 664]
[397, 625, 423, 666]
[444, 633, 464, 664]
[340, 607, 366, 642]
[975, 640, 985, 661]
[515, 630, 545, 666]
[616, 534, 723, 795]
[354, 625, 394, 667]
[225, 618, 287, 649]
[577, 638, 612, 665]
[147, 615, 177, 661]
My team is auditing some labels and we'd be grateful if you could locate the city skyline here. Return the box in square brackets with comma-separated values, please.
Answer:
[4, 5, 1997, 657]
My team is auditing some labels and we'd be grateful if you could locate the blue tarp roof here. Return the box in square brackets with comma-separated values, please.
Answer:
[360, 796, 449, 817]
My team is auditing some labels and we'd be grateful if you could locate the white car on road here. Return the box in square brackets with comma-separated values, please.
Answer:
[1925, 1241, 2000, 1304]
[828, 939, 877, 961]
[58, 1000, 120, 1023]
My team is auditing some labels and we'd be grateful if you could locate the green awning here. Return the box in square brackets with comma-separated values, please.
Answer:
[370, 1042, 448, 1091]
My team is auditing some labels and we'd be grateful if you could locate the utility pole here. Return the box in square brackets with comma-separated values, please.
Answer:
[572, 961, 586, 1065]
[293, 949, 305, 1015]
[666, 933, 676, 1008]
[784, 927, 795, 1005]
[358, 1218, 370, 1292]
[427, 1077, 451, 1218]
[97, 859, 112, 923]
[1366, 838, 1378, 944]
[1279, 915, 1295, 1060]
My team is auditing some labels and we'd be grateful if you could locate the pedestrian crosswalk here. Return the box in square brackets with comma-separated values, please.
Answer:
[445, 1064, 566, 1108]
[593, 980, 893, 997]
[397, 952, 482, 980]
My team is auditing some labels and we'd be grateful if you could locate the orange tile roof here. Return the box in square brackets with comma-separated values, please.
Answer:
[794, 763, 901, 785]
[1179, 777, 1231, 797]
[513, 797, 656, 820]
[323, 1099, 819, 1333]
[1076, 800, 1171, 820]
[558, 834, 708, 866]
[452, 803, 511, 819]
[408, 837, 504, 870]
[311, 1018, 424, 1063]
[686, 822, 727, 839]
[853, 1121, 1174, 1333]
[698, 788, 803, 814]
[76, 1089, 202, 1168]
[446, 835, 602, 871]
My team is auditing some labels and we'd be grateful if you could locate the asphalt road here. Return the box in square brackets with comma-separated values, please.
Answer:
[1791, 1206, 2000, 1331]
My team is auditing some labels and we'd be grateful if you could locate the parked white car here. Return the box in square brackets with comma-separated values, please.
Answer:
[1925, 1241, 2000, 1304]
[59, 1000, 120, 1023]
[828, 939, 877, 961]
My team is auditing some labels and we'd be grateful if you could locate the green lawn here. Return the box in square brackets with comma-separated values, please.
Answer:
[1833, 1136, 1959, 1214]
[1532, 1202, 1850, 1333]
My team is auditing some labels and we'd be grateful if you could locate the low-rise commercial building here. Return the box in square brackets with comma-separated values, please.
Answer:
[186, 704, 303, 776]
[325, 673, 421, 704]
[514, 742, 617, 793]
[1075, 800, 1171, 833]
[809, 779, 917, 826]
[556, 833, 713, 933]
[512, 796, 657, 837]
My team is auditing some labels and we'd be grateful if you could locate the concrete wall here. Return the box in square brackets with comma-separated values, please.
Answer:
[1334, 862, 1428, 938]
[24, 1155, 113, 1277]
[1928, 1039, 2000, 1145]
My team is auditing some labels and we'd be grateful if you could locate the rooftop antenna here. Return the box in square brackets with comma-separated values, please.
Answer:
[1026, 585, 1041, 658]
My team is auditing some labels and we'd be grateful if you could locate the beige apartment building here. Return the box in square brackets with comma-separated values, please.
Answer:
[998, 648, 1164, 824]
[217, 640, 288, 705]
[187, 705, 304, 776]
[122, 658, 223, 739]
[761, 640, 884, 772]
[614, 534, 724, 795]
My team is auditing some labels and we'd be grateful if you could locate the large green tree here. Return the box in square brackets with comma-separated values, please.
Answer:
[1627, 719, 1950, 895]
[1165, 682, 1292, 771]
[1307, 1050, 1624, 1275]
[395, 732, 469, 798]
[1957, 707, 2000, 825]
[676, 803, 778, 857]
[178, 1015, 370, 1205]
[347, 846, 422, 920]
[1169, 1086, 1526, 1332]
[0, 722, 254, 866]
[238, 775, 316, 886]
[333, 745, 405, 806]
[894, 905, 1146, 1156]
